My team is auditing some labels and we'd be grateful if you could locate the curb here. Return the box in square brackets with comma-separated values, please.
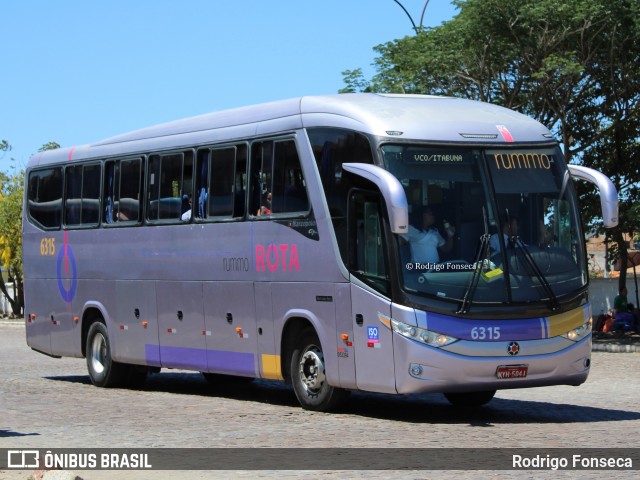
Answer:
[0, 320, 23, 326]
[592, 343, 640, 353]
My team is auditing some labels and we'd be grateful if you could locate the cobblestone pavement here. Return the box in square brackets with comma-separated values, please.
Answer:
[1, 321, 639, 479]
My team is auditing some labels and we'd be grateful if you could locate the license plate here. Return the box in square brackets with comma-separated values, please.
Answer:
[496, 364, 528, 379]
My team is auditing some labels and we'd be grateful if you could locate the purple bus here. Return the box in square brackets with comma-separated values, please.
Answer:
[23, 94, 618, 410]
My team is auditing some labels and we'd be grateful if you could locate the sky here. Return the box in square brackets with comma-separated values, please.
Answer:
[0, 1, 458, 172]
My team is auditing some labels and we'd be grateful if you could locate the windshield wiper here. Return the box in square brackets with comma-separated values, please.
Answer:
[513, 240, 561, 311]
[457, 207, 491, 314]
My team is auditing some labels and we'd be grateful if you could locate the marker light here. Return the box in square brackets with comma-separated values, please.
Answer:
[561, 318, 592, 342]
[391, 319, 457, 348]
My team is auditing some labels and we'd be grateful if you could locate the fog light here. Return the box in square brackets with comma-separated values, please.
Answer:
[410, 364, 423, 377]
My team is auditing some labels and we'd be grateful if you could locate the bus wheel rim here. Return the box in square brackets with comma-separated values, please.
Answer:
[90, 332, 107, 375]
[298, 346, 325, 393]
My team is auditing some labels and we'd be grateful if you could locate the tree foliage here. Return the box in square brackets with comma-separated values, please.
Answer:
[0, 139, 24, 315]
[0, 141, 59, 315]
[342, 0, 640, 287]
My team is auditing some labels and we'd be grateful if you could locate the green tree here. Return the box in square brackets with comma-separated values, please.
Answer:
[0, 140, 11, 154]
[343, 0, 640, 289]
[39, 141, 61, 152]
[0, 167, 24, 315]
[0, 139, 24, 315]
[0, 141, 60, 315]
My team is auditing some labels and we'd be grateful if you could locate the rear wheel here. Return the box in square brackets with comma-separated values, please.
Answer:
[86, 321, 128, 387]
[290, 328, 348, 411]
[444, 390, 496, 407]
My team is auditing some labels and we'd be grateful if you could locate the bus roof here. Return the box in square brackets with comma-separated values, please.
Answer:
[28, 93, 554, 167]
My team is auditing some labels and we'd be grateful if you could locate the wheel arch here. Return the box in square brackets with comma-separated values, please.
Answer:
[80, 301, 111, 358]
[280, 310, 320, 383]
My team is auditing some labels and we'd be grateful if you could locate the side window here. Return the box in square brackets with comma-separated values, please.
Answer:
[194, 144, 247, 221]
[250, 139, 309, 218]
[250, 141, 273, 217]
[233, 145, 247, 218]
[27, 167, 63, 229]
[272, 141, 309, 214]
[349, 191, 390, 296]
[307, 128, 374, 264]
[194, 149, 209, 219]
[210, 148, 235, 217]
[65, 163, 101, 227]
[146, 151, 193, 222]
[104, 158, 142, 224]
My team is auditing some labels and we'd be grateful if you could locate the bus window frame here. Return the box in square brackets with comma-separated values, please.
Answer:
[145, 148, 194, 225]
[248, 136, 312, 222]
[102, 155, 145, 228]
[193, 143, 248, 223]
[26, 166, 64, 231]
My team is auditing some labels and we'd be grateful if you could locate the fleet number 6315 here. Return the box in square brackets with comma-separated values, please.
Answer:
[471, 326, 501, 340]
[40, 238, 56, 256]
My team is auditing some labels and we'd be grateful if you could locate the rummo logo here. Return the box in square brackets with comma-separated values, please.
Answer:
[7, 450, 40, 469]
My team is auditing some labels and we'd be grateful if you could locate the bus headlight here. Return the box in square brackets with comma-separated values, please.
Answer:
[391, 319, 457, 347]
[561, 318, 592, 342]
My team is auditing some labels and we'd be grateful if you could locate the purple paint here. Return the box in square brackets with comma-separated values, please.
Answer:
[415, 310, 548, 341]
[145, 345, 255, 375]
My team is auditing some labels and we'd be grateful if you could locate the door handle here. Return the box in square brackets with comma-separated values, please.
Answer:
[355, 314, 364, 326]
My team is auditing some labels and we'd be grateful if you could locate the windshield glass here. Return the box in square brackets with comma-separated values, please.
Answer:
[383, 145, 586, 306]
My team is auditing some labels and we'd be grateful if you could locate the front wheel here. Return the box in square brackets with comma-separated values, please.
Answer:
[86, 322, 128, 387]
[444, 390, 496, 407]
[290, 328, 348, 411]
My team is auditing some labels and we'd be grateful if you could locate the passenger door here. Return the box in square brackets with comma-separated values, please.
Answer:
[349, 191, 396, 393]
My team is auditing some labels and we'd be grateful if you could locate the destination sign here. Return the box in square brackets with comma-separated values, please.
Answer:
[402, 148, 473, 165]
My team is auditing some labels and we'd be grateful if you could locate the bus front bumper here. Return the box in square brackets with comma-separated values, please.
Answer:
[393, 333, 591, 394]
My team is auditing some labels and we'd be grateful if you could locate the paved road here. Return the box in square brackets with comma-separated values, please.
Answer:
[1, 321, 639, 479]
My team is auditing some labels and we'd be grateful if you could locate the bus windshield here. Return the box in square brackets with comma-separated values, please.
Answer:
[382, 145, 586, 307]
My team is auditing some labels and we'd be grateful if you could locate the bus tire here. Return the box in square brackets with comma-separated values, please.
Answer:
[86, 321, 127, 388]
[290, 328, 348, 411]
[444, 390, 496, 407]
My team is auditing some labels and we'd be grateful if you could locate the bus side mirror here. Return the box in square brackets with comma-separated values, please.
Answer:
[342, 163, 408, 234]
[567, 165, 618, 228]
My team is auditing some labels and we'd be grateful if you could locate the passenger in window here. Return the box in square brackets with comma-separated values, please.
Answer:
[538, 220, 555, 248]
[257, 192, 272, 216]
[401, 206, 454, 265]
[116, 211, 130, 222]
[181, 194, 192, 222]
[490, 214, 524, 256]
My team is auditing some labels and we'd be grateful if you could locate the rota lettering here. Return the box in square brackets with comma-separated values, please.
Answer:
[255, 243, 300, 272]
